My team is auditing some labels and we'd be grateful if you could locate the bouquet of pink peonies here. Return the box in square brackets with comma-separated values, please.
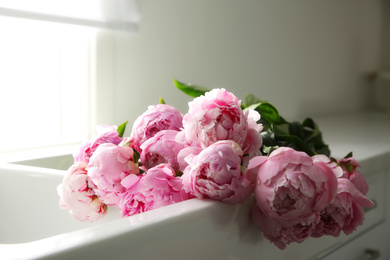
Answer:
[58, 79, 374, 249]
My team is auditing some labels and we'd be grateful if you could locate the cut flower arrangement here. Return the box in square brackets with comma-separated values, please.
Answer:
[58, 80, 374, 249]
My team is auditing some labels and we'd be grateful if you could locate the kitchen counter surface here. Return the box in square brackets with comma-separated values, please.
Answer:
[315, 110, 390, 174]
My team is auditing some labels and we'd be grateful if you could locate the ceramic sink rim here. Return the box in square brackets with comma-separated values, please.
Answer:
[0, 163, 219, 260]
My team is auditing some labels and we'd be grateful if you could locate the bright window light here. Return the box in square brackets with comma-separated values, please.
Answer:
[0, 16, 96, 153]
[0, 0, 102, 20]
[0, 0, 141, 31]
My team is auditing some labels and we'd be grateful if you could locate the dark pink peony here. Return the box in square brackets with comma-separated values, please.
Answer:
[58, 162, 107, 222]
[130, 104, 183, 153]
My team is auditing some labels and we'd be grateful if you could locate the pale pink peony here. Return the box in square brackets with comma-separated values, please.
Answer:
[241, 127, 263, 167]
[247, 147, 340, 227]
[182, 88, 255, 149]
[182, 140, 254, 203]
[312, 178, 374, 238]
[130, 104, 183, 153]
[142, 164, 193, 208]
[245, 108, 263, 133]
[338, 157, 369, 195]
[240, 102, 263, 167]
[252, 204, 320, 249]
[177, 145, 203, 172]
[74, 125, 123, 163]
[118, 164, 192, 217]
[117, 174, 146, 217]
[140, 130, 185, 171]
[58, 162, 107, 222]
[87, 140, 140, 206]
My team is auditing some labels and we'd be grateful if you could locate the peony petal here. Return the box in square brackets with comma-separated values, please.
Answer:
[121, 174, 141, 189]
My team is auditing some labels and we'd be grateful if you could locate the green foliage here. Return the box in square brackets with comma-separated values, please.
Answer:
[133, 148, 140, 163]
[244, 102, 286, 125]
[344, 151, 353, 158]
[173, 79, 210, 98]
[244, 93, 264, 107]
[117, 121, 128, 138]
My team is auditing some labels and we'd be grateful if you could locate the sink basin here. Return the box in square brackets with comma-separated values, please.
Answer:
[0, 162, 350, 260]
[9, 154, 74, 171]
[0, 163, 265, 260]
[1, 145, 76, 171]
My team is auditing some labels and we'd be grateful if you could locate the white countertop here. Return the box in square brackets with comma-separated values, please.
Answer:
[315, 110, 390, 175]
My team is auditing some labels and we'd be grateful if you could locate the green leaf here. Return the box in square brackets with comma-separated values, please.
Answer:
[273, 123, 290, 136]
[288, 121, 305, 140]
[302, 118, 320, 142]
[173, 79, 210, 98]
[260, 128, 277, 147]
[245, 102, 282, 124]
[175, 171, 184, 177]
[133, 148, 140, 162]
[262, 145, 280, 155]
[344, 152, 353, 158]
[301, 118, 330, 156]
[244, 94, 265, 107]
[317, 145, 331, 157]
[276, 134, 315, 156]
[160, 97, 166, 104]
[117, 120, 128, 138]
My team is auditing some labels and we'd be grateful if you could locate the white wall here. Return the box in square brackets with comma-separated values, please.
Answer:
[95, 0, 383, 128]
[382, 0, 390, 70]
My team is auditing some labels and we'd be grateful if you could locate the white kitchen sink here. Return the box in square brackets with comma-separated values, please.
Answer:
[0, 163, 264, 260]
[0, 162, 351, 260]
[9, 154, 74, 171]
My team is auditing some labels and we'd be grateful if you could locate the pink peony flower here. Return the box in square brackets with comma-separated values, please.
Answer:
[58, 162, 107, 222]
[312, 178, 374, 238]
[247, 147, 340, 227]
[140, 130, 185, 171]
[252, 204, 320, 250]
[143, 164, 193, 208]
[117, 174, 146, 217]
[130, 104, 183, 153]
[241, 127, 263, 167]
[181, 140, 254, 203]
[118, 164, 192, 217]
[338, 157, 369, 195]
[182, 88, 255, 149]
[74, 125, 123, 163]
[87, 140, 140, 206]
[177, 145, 203, 172]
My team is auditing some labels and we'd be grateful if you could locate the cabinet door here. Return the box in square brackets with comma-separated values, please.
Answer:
[319, 222, 388, 260]
[316, 169, 389, 260]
